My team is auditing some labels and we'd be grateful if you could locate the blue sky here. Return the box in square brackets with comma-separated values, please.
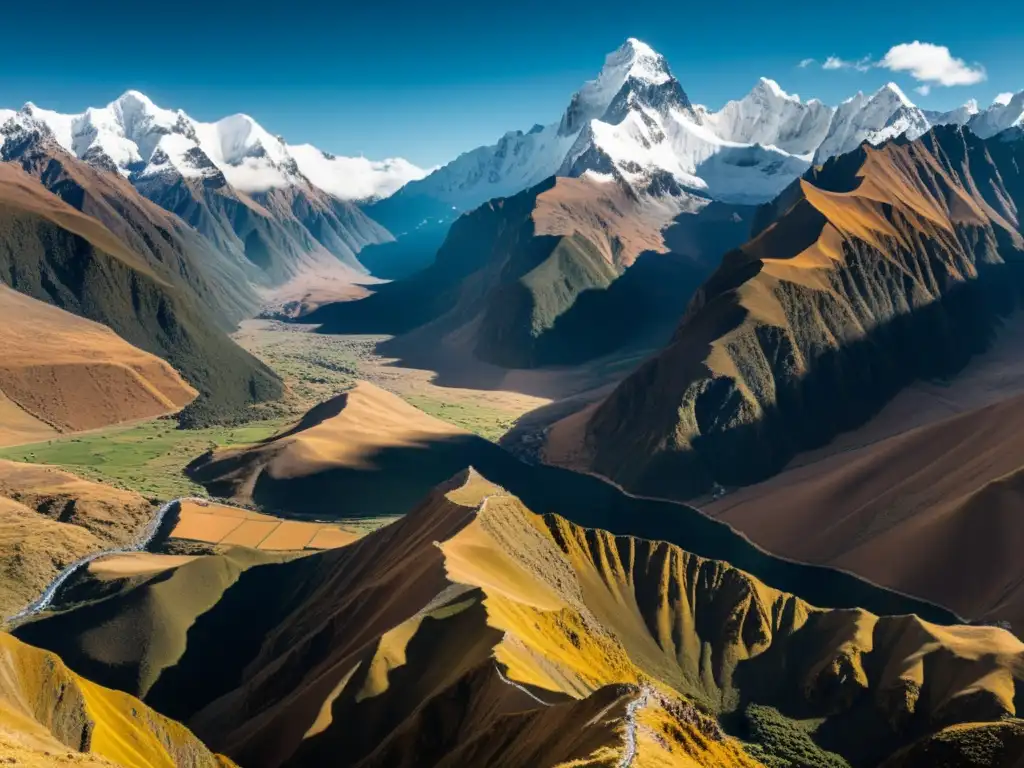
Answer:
[1, 0, 1021, 168]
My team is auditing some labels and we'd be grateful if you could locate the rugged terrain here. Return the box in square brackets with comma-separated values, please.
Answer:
[0, 149, 281, 426]
[14, 470, 1024, 767]
[182, 382, 955, 625]
[545, 125, 1024, 497]
[0, 461, 156, 620]
[312, 175, 755, 369]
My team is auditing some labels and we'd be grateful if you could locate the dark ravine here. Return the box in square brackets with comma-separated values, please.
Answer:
[186, 419, 962, 626]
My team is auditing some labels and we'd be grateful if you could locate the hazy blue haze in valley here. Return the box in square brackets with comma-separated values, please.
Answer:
[1, 0, 1020, 167]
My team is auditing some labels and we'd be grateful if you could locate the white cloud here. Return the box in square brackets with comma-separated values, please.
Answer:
[822, 55, 873, 72]
[915, 85, 931, 96]
[879, 41, 985, 86]
[798, 58, 816, 68]
[994, 92, 1014, 106]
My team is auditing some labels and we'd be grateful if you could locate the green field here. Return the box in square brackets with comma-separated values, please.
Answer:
[401, 395, 516, 441]
[0, 418, 288, 500]
[0, 323, 526, 501]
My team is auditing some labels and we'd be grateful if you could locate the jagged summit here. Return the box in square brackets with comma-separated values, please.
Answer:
[399, 39, 1016, 213]
[754, 76, 797, 100]
[557, 37, 679, 137]
[814, 81, 930, 163]
[0, 90, 426, 200]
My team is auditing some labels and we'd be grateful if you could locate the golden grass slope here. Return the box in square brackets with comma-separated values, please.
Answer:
[0, 632, 234, 768]
[545, 126, 1024, 498]
[0, 460, 155, 619]
[707, 391, 1024, 632]
[0, 284, 196, 443]
[18, 469, 1024, 767]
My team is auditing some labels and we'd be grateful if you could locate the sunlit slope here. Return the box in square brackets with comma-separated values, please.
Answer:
[0, 460, 156, 618]
[185, 381, 498, 517]
[183, 380, 958, 624]
[546, 125, 1024, 497]
[0, 632, 234, 768]
[17, 470, 1024, 766]
[0, 285, 196, 442]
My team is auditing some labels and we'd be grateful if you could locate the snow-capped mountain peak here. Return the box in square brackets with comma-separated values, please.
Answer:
[879, 82, 915, 108]
[705, 77, 835, 157]
[967, 90, 1024, 138]
[558, 37, 680, 136]
[754, 77, 798, 102]
[0, 92, 427, 200]
[618, 37, 672, 85]
[813, 82, 930, 164]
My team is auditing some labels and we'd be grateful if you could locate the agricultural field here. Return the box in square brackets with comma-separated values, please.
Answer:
[0, 419, 287, 500]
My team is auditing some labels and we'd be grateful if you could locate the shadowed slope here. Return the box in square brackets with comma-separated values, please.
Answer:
[706, 391, 1024, 632]
[312, 176, 753, 370]
[185, 381, 484, 517]
[0, 161, 282, 425]
[545, 126, 1024, 498]
[15, 471, 1024, 767]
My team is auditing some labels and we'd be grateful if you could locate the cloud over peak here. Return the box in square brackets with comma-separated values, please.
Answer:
[879, 41, 985, 86]
[801, 41, 985, 90]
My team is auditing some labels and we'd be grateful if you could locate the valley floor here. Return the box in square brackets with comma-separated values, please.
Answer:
[0, 320, 551, 500]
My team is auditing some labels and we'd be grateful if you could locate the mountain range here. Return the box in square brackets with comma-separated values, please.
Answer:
[369, 39, 1023, 244]
[6, 33, 1024, 768]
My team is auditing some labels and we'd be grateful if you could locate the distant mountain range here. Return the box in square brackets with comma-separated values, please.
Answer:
[371, 39, 1023, 236]
[0, 92, 427, 201]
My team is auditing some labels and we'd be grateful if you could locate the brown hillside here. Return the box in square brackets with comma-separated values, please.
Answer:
[0, 154, 282, 425]
[0, 460, 155, 619]
[312, 175, 753, 370]
[16, 470, 1024, 767]
[185, 381, 492, 517]
[0, 285, 196, 441]
[545, 125, 1024, 498]
[706, 391, 1024, 631]
[0, 631, 234, 768]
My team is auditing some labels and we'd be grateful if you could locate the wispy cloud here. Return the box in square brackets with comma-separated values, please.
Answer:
[879, 41, 985, 86]
[803, 42, 984, 94]
[821, 55, 873, 72]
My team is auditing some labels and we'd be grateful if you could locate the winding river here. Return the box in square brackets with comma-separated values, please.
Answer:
[5, 496, 202, 626]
